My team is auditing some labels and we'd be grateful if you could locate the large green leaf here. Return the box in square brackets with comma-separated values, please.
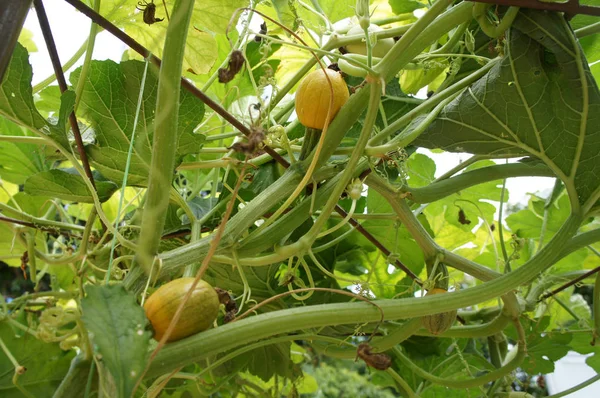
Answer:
[407, 10, 600, 210]
[24, 169, 118, 203]
[505, 317, 572, 374]
[70, 60, 205, 186]
[80, 284, 151, 398]
[97, 0, 242, 74]
[0, 43, 46, 131]
[298, 0, 362, 30]
[0, 323, 74, 398]
[388, 0, 425, 15]
[0, 117, 48, 184]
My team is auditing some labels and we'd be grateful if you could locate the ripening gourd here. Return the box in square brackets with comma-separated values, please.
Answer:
[421, 288, 457, 335]
[144, 278, 220, 342]
[294, 68, 349, 159]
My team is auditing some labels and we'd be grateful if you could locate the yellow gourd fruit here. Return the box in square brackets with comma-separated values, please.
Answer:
[346, 24, 395, 58]
[144, 278, 220, 342]
[422, 288, 457, 335]
[295, 68, 349, 130]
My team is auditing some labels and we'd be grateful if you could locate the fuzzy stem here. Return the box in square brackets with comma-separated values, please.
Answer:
[136, 0, 195, 276]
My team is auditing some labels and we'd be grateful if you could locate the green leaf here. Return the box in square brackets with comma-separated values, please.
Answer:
[506, 193, 570, 240]
[400, 60, 448, 95]
[409, 10, 600, 209]
[80, 284, 151, 398]
[269, 0, 300, 32]
[405, 152, 436, 188]
[389, 0, 425, 15]
[0, 43, 46, 131]
[506, 317, 571, 374]
[298, 0, 359, 30]
[24, 169, 118, 203]
[46, 90, 76, 151]
[204, 263, 278, 302]
[70, 60, 205, 186]
[241, 343, 294, 382]
[0, 323, 75, 398]
[17, 28, 37, 53]
[363, 188, 425, 275]
[569, 330, 600, 372]
[0, 117, 48, 184]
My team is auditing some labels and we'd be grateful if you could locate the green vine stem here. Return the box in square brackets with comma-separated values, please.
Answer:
[394, 318, 525, 388]
[32, 39, 88, 93]
[0, 202, 85, 232]
[136, 0, 196, 276]
[73, 0, 100, 112]
[399, 162, 554, 203]
[593, 270, 600, 345]
[313, 317, 422, 359]
[575, 21, 600, 38]
[413, 314, 510, 339]
[472, 3, 520, 38]
[386, 367, 419, 398]
[545, 374, 600, 398]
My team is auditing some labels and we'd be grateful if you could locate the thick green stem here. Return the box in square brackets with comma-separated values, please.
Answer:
[401, 162, 554, 203]
[375, 1, 471, 81]
[136, 0, 195, 276]
[313, 317, 422, 359]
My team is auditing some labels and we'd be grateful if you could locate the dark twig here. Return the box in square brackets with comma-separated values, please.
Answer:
[33, 0, 97, 190]
[62, 0, 419, 282]
[539, 265, 600, 302]
[467, 0, 600, 17]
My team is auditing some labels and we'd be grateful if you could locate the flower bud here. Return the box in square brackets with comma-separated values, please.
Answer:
[355, 0, 370, 30]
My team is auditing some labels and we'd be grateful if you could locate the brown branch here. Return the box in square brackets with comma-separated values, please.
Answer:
[33, 0, 97, 190]
[467, 0, 600, 17]
[62, 0, 419, 282]
[539, 265, 600, 302]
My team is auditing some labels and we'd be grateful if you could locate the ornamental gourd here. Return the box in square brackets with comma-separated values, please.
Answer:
[422, 288, 457, 335]
[144, 278, 220, 342]
[295, 68, 349, 159]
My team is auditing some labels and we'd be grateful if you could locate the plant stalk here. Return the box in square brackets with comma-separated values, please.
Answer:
[136, 0, 196, 276]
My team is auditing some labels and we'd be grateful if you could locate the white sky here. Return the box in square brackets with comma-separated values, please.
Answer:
[21, 0, 556, 207]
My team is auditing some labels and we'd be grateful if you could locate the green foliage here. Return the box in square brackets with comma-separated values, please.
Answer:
[409, 10, 600, 209]
[0, 323, 74, 398]
[0, 2, 599, 397]
[308, 361, 396, 398]
[80, 285, 151, 398]
[70, 59, 205, 186]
